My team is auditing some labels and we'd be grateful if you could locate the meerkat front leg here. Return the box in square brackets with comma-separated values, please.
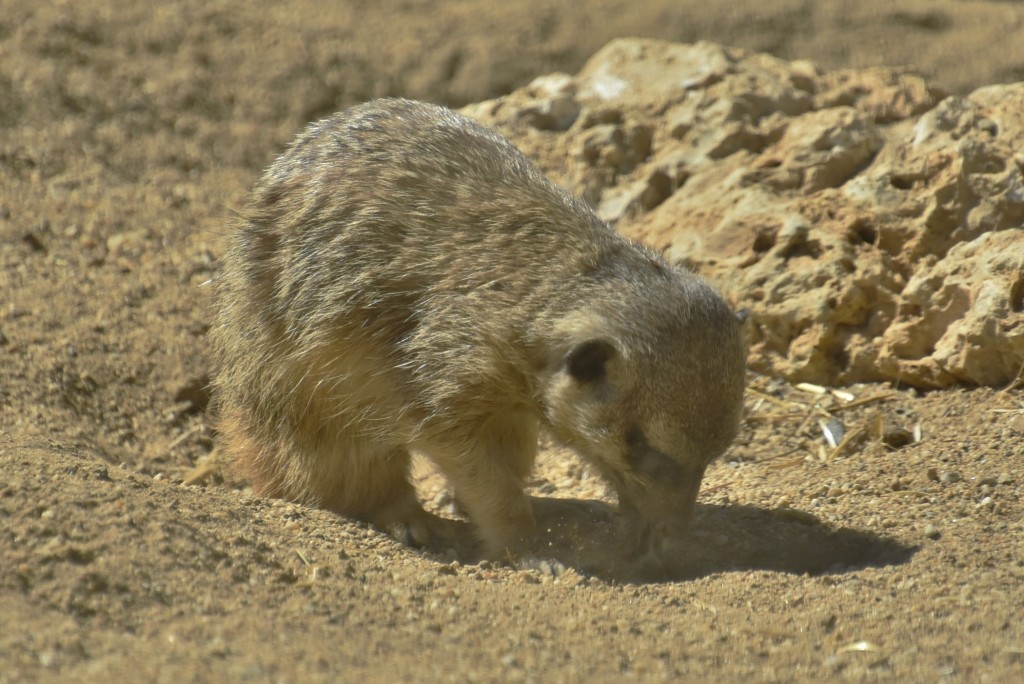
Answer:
[422, 411, 540, 559]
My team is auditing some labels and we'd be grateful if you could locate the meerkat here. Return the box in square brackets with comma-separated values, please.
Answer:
[210, 98, 746, 560]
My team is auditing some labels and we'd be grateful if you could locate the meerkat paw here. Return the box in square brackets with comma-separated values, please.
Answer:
[514, 556, 569, 577]
[474, 497, 615, 561]
[376, 507, 461, 553]
[504, 497, 619, 574]
[529, 496, 616, 537]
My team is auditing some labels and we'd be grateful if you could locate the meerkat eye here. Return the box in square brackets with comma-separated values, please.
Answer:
[633, 449, 687, 484]
[565, 339, 616, 383]
[624, 427, 687, 484]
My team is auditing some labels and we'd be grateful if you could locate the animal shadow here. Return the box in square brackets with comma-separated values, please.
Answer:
[425, 497, 917, 584]
[656, 502, 917, 583]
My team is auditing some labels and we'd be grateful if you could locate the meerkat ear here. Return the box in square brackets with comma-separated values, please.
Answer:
[566, 339, 616, 383]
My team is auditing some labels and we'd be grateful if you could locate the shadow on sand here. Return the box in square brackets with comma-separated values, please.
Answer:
[424, 497, 917, 584]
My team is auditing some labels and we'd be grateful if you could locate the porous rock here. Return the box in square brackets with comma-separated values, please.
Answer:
[462, 38, 1024, 388]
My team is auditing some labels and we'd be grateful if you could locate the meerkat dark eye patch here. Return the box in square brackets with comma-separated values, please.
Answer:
[566, 339, 615, 383]
[624, 427, 687, 484]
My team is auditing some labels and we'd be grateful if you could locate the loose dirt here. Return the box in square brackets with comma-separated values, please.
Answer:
[2, 1, 1022, 681]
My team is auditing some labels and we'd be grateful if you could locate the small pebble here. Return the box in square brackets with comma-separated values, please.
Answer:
[924, 524, 941, 540]
[940, 471, 961, 484]
[882, 427, 913, 449]
[976, 117, 998, 135]
[773, 506, 820, 526]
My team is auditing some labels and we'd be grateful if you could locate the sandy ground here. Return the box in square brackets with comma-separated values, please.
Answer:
[1, 1, 1023, 681]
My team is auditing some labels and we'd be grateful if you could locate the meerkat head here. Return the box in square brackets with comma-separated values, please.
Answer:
[541, 269, 747, 562]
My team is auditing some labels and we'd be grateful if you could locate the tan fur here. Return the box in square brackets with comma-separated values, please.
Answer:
[210, 98, 747, 558]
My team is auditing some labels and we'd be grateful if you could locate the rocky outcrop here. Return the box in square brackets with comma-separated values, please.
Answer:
[462, 39, 1024, 388]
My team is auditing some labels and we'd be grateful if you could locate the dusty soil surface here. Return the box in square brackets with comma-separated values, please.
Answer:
[2, 1, 1023, 681]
